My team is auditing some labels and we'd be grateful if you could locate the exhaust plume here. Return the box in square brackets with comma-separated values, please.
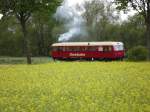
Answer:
[55, 0, 88, 42]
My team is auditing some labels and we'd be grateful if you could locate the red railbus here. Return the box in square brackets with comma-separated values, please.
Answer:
[51, 42, 125, 60]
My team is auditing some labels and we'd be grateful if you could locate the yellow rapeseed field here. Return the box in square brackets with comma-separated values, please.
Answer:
[0, 62, 150, 112]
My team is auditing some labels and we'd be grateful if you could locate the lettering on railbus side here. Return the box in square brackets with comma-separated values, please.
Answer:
[69, 53, 86, 57]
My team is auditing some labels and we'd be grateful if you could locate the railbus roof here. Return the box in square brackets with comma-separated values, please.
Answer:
[52, 42, 123, 47]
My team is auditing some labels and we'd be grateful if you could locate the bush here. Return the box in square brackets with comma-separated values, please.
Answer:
[127, 46, 148, 61]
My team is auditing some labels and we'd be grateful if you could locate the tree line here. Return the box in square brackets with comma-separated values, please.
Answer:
[0, 0, 149, 64]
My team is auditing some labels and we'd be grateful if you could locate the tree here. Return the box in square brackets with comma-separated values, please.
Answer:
[32, 9, 58, 56]
[120, 14, 146, 49]
[83, 0, 119, 41]
[0, 17, 23, 56]
[0, 0, 61, 64]
[115, 0, 150, 59]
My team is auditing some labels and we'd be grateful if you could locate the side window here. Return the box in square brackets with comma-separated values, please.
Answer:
[67, 47, 72, 51]
[64, 46, 73, 51]
[76, 47, 80, 51]
[108, 46, 112, 51]
[62, 47, 65, 52]
[103, 46, 107, 52]
[70, 47, 76, 52]
[80, 47, 84, 52]
[89, 47, 97, 51]
[98, 46, 103, 52]
[80, 47, 88, 51]
[72, 47, 76, 52]
[67, 47, 71, 51]
[80, 47, 87, 52]
[119, 45, 124, 51]
[58, 47, 63, 51]
[103, 46, 112, 52]
[85, 47, 88, 51]
[114, 45, 124, 51]
[52, 47, 57, 51]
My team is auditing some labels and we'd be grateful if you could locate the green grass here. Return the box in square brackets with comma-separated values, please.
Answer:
[0, 62, 150, 112]
[0, 57, 51, 64]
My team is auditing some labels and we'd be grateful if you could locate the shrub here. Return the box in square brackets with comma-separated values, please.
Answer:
[127, 46, 148, 61]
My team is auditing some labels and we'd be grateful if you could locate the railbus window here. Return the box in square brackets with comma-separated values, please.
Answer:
[58, 47, 63, 51]
[77, 46, 86, 52]
[81, 47, 86, 52]
[62, 47, 65, 51]
[84, 47, 88, 51]
[98, 46, 103, 52]
[65, 47, 70, 51]
[103, 46, 112, 52]
[108, 46, 112, 51]
[73, 47, 76, 52]
[88, 46, 97, 51]
[75, 47, 80, 51]
[68, 47, 76, 52]
[52, 47, 58, 51]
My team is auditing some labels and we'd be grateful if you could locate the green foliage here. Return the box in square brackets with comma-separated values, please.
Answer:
[115, 0, 150, 59]
[113, 14, 146, 49]
[0, 0, 148, 58]
[115, 0, 129, 10]
[0, 0, 61, 64]
[83, 0, 119, 41]
[121, 28, 145, 49]
[127, 46, 148, 61]
[0, 15, 59, 57]
[0, 57, 51, 64]
[0, 0, 61, 57]
[0, 62, 150, 111]
[0, 16, 23, 56]
[0, 0, 61, 15]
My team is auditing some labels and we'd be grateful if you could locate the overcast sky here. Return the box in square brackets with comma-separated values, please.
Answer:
[0, 0, 136, 21]
[63, 0, 136, 21]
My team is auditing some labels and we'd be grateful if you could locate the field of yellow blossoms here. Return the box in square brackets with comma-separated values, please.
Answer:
[0, 62, 150, 112]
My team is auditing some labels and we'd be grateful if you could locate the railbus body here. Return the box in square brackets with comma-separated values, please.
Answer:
[51, 42, 125, 60]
